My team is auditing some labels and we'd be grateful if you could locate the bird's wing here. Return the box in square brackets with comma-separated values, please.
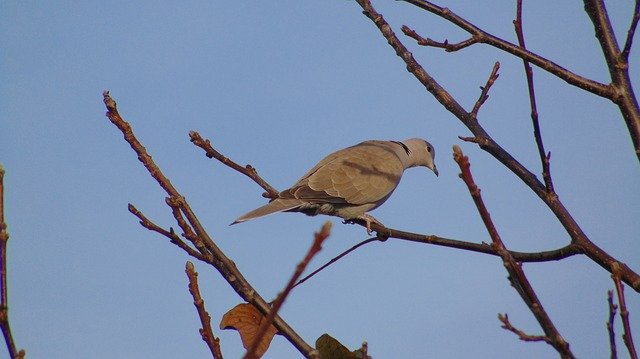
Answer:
[286, 141, 404, 205]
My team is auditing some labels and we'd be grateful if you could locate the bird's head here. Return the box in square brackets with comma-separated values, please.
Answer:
[403, 138, 438, 176]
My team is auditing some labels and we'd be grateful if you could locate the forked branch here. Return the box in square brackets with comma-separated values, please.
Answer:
[453, 145, 574, 358]
[102, 91, 317, 358]
[399, 0, 612, 97]
[353, 0, 640, 292]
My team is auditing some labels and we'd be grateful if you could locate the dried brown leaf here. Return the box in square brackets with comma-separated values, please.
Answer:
[220, 303, 278, 358]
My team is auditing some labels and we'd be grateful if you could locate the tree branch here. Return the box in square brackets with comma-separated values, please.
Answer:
[620, 0, 640, 63]
[453, 145, 574, 358]
[607, 290, 619, 359]
[128, 203, 206, 261]
[402, 26, 479, 52]
[583, 0, 640, 162]
[352, 0, 640, 292]
[471, 61, 500, 118]
[186, 261, 223, 359]
[0, 166, 25, 359]
[244, 222, 331, 359]
[612, 262, 638, 359]
[102, 91, 318, 358]
[190, 131, 279, 199]
[513, 0, 554, 193]
[399, 0, 612, 97]
[498, 313, 550, 344]
[293, 237, 384, 290]
[192, 131, 583, 264]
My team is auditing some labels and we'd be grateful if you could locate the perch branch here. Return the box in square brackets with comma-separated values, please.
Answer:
[353, 0, 640, 292]
[186, 261, 223, 359]
[193, 131, 583, 264]
[513, 0, 554, 193]
[102, 91, 317, 358]
[453, 145, 573, 358]
[244, 222, 331, 359]
[0, 167, 25, 359]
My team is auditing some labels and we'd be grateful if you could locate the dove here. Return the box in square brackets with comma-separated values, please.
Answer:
[232, 138, 438, 233]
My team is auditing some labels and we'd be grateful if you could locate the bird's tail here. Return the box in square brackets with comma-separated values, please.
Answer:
[230, 198, 304, 225]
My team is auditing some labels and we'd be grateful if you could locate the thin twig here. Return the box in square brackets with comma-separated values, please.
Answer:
[186, 261, 223, 359]
[453, 145, 574, 358]
[402, 26, 479, 51]
[353, 0, 640, 292]
[607, 290, 619, 359]
[498, 313, 550, 343]
[293, 237, 383, 290]
[190, 131, 279, 199]
[471, 62, 500, 118]
[0, 166, 25, 359]
[128, 203, 205, 261]
[102, 91, 317, 358]
[514, 0, 554, 193]
[621, 0, 640, 63]
[612, 262, 638, 359]
[244, 222, 332, 359]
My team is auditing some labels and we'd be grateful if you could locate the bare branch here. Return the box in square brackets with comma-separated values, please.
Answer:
[453, 145, 574, 358]
[399, 0, 612, 97]
[612, 262, 638, 359]
[498, 313, 550, 344]
[186, 261, 223, 359]
[244, 222, 332, 359]
[583, 0, 640, 162]
[513, 0, 554, 193]
[360, 219, 582, 263]
[293, 237, 383, 290]
[0, 166, 25, 359]
[103, 91, 317, 358]
[190, 131, 279, 199]
[607, 290, 619, 359]
[470, 61, 500, 118]
[402, 25, 479, 51]
[128, 203, 205, 261]
[352, 0, 640, 292]
[621, 0, 640, 62]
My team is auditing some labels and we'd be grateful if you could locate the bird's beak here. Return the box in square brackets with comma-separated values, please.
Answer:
[432, 166, 439, 177]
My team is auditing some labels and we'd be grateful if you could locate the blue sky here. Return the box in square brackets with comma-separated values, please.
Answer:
[2, 1, 639, 358]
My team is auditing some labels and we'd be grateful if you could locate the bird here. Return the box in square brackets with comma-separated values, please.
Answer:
[232, 138, 438, 233]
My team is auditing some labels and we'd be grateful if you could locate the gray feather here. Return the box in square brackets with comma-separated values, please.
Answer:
[230, 198, 304, 225]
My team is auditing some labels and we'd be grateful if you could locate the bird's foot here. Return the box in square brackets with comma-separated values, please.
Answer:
[357, 213, 383, 235]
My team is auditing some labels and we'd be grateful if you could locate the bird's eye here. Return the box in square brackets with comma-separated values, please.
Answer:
[426, 146, 432, 152]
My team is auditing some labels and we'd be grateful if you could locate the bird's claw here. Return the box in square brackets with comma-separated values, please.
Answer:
[358, 213, 382, 236]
